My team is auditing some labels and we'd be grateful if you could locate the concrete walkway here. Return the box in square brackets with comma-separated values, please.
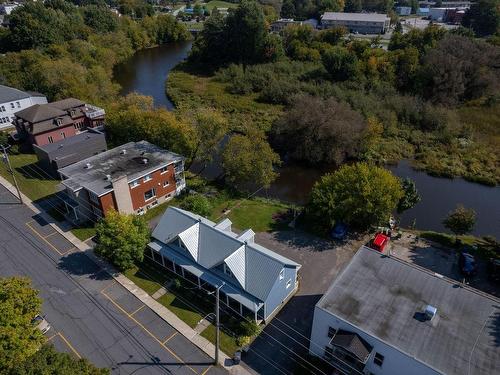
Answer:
[0, 175, 252, 375]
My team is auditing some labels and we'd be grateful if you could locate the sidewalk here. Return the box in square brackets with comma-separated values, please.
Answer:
[0, 175, 254, 375]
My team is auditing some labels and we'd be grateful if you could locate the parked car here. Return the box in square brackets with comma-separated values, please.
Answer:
[331, 223, 348, 240]
[487, 258, 500, 282]
[32, 315, 51, 334]
[459, 252, 478, 277]
[371, 233, 389, 252]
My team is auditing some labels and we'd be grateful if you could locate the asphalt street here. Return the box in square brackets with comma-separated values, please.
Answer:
[0, 185, 225, 375]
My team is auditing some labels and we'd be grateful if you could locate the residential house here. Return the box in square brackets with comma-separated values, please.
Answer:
[0, 85, 47, 130]
[14, 98, 105, 146]
[309, 246, 500, 375]
[0, 2, 19, 16]
[58, 141, 185, 223]
[320, 12, 391, 34]
[33, 129, 107, 176]
[148, 206, 302, 323]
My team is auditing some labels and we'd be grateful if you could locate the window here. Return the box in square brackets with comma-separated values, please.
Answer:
[48, 136, 54, 144]
[60, 132, 66, 139]
[286, 279, 292, 289]
[324, 346, 333, 360]
[56, 118, 62, 126]
[143, 174, 152, 182]
[129, 180, 140, 188]
[144, 188, 156, 201]
[163, 180, 169, 188]
[279, 269, 284, 280]
[0, 105, 4, 112]
[160, 166, 168, 174]
[327, 326, 336, 338]
[374, 353, 384, 367]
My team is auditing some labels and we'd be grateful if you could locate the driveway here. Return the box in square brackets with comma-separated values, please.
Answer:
[390, 233, 500, 298]
[242, 229, 368, 374]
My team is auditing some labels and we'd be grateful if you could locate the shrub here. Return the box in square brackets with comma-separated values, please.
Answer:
[180, 194, 212, 217]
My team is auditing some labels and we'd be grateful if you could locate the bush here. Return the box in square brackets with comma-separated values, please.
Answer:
[180, 194, 212, 217]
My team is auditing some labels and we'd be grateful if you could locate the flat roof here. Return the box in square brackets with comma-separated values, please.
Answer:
[318, 246, 500, 375]
[59, 141, 184, 195]
[321, 12, 390, 23]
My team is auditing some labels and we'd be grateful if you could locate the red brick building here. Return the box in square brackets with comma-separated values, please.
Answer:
[58, 141, 186, 223]
[14, 98, 105, 146]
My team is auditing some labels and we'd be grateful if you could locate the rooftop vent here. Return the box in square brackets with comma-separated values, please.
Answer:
[106, 174, 111, 181]
[142, 158, 148, 164]
[120, 149, 127, 155]
[85, 162, 92, 169]
[424, 305, 437, 321]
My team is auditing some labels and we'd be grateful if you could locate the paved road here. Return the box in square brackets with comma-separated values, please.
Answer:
[0, 186, 225, 375]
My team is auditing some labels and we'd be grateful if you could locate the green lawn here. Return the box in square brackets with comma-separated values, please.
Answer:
[71, 225, 97, 242]
[157, 293, 204, 328]
[0, 152, 58, 201]
[210, 198, 290, 232]
[204, 1, 238, 10]
[200, 324, 239, 356]
[123, 266, 163, 295]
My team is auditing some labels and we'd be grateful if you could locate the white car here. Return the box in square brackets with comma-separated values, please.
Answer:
[32, 315, 51, 334]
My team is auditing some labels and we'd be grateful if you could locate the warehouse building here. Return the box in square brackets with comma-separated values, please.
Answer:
[320, 12, 391, 34]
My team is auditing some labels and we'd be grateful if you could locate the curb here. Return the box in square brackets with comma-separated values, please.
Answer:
[0, 175, 254, 375]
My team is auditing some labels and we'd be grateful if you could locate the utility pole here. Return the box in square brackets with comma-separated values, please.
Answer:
[1, 145, 22, 204]
[214, 282, 225, 365]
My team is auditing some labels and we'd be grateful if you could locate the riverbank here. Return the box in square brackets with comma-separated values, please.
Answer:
[167, 64, 499, 187]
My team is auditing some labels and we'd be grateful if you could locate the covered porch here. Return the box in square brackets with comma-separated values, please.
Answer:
[147, 240, 265, 322]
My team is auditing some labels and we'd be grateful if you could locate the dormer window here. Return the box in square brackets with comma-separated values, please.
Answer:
[55, 118, 63, 126]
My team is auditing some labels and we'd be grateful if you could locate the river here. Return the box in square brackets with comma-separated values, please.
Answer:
[114, 44, 500, 239]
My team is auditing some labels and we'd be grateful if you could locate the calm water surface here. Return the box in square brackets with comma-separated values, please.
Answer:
[114, 41, 192, 109]
[114, 44, 499, 238]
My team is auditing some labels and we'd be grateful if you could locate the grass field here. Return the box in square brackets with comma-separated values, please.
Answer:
[200, 324, 239, 356]
[204, 1, 238, 11]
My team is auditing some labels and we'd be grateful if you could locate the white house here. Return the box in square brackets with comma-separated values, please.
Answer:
[0, 85, 47, 130]
[309, 246, 500, 375]
[0, 2, 19, 16]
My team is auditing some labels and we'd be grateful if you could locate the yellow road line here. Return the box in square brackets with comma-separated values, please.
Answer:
[58, 332, 82, 359]
[201, 366, 212, 375]
[26, 221, 66, 256]
[162, 332, 177, 344]
[101, 291, 197, 374]
[46, 333, 58, 341]
[99, 280, 115, 293]
[130, 305, 145, 316]
[44, 231, 58, 239]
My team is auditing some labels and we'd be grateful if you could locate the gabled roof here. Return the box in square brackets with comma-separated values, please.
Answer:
[15, 104, 66, 123]
[152, 207, 301, 301]
[0, 85, 31, 103]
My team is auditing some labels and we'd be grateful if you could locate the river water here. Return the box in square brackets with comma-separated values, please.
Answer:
[114, 44, 500, 238]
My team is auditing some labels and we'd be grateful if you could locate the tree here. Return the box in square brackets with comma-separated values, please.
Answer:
[397, 178, 420, 213]
[308, 163, 404, 230]
[180, 194, 212, 217]
[344, 0, 362, 12]
[83, 5, 118, 33]
[222, 131, 281, 190]
[443, 205, 476, 238]
[319, 0, 345, 12]
[280, 0, 296, 18]
[272, 95, 366, 165]
[13, 344, 109, 375]
[322, 46, 359, 81]
[94, 210, 150, 271]
[0, 131, 8, 147]
[462, 0, 500, 37]
[189, 108, 229, 171]
[0, 277, 44, 372]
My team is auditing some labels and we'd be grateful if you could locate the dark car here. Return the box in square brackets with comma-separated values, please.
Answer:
[331, 223, 348, 240]
[459, 252, 478, 277]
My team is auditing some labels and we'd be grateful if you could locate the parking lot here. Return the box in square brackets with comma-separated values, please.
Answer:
[390, 233, 500, 298]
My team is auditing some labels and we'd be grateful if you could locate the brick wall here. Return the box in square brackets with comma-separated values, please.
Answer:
[33, 125, 77, 146]
[129, 164, 177, 211]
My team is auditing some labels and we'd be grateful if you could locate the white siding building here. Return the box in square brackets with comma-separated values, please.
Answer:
[309, 246, 500, 375]
[0, 85, 47, 130]
[320, 12, 390, 34]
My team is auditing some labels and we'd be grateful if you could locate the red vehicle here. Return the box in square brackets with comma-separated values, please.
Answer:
[372, 233, 389, 252]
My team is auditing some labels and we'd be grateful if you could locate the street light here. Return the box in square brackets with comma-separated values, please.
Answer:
[207, 282, 225, 365]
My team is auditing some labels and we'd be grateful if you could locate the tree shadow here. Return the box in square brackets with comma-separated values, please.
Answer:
[58, 251, 112, 281]
[267, 228, 334, 253]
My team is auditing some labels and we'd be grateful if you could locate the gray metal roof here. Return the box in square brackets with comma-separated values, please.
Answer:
[59, 141, 184, 196]
[0, 85, 32, 103]
[318, 246, 500, 375]
[152, 207, 301, 302]
[321, 12, 390, 23]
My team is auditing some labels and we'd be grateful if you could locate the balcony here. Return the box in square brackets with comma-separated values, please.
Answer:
[83, 105, 105, 119]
